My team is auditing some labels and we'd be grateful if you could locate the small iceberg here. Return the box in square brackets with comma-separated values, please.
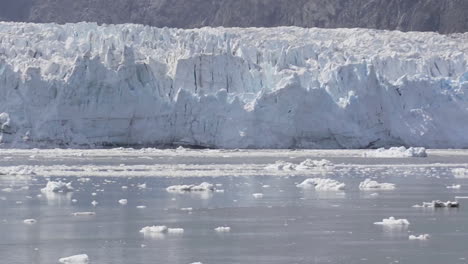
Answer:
[58, 254, 89, 264]
[374, 217, 410, 226]
[413, 200, 459, 208]
[363, 147, 427, 158]
[359, 179, 396, 190]
[41, 181, 74, 193]
[297, 178, 345, 191]
[409, 234, 430, 240]
[166, 182, 215, 193]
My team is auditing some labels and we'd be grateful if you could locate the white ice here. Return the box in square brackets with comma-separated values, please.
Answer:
[296, 178, 346, 191]
[359, 179, 396, 190]
[58, 254, 89, 264]
[0, 23, 466, 149]
[41, 181, 74, 193]
[363, 147, 427, 158]
[374, 217, 410, 225]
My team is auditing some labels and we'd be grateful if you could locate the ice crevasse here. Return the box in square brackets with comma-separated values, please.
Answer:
[0, 22, 467, 148]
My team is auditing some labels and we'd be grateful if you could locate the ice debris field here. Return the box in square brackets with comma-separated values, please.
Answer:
[1, 148, 468, 263]
[0, 22, 467, 149]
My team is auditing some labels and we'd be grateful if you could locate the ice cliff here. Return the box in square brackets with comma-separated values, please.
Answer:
[0, 22, 467, 148]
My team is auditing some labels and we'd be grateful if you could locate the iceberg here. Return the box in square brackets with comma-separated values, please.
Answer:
[0, 22, 467, 148]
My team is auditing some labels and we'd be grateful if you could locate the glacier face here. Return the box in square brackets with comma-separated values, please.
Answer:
[0, 22, 467, 148]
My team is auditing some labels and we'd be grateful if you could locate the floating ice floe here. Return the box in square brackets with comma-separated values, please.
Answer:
[140, 225, 168, 234]
[374, 217, 410, 226]
[252, 193, 264, 199]
[265, 159, 333, 171]
[359, 179, 396, 190]
[58, 254, 89, 264]
[137, 183, 147, 189]
[140, 225, 184, 235]
[167, 228, 184, 234]
[72, 212, 96, 216]
[136, 205, 147, 209]
[413, 200, 459, 208]
[166, 182, 215, 193]
[91, 200, 98, 206]
[214, 226, 231, 232]
[452, 168, 468, 178]
[118, 199, 128, 205]
[23, 219, 37, 224]
[41, 181, 74, 193]
[447, 184, 461, 189]
[409, 234, 430, 240]
[363, 147, 427, 158]
[296, 178, 345, 191]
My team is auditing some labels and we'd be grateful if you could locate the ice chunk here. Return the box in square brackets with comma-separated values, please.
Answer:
[252, 193, 264, 198]
[23, 219, 37, 224]
[118, 199, 128, 205]
[413, 200, 459, 208]
[72, 212, 96, 216]
[167, 228, 184, 234]
[58, 254, 89, 264]
[265, 159, 333, 171]
[214, 226, 231, 232]
[41, 181, 73, 193]
[166, 182, 215, 193]
[359, 179, 396, 190]
[364, 147, 427, 158]
[447, 184, 461, 189]
[374, 217, 410, 225]
[297, 178, 345, 191]
[140, 225, 168, 234]
[453, 168, 468, 178]
[295, 159, 334, 170]
[409, 234, 430, 240]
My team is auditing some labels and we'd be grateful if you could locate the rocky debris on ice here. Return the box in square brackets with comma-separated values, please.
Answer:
[413, 200, 460, 208]
[364, 147, 427, 158]
[297, 178, 345, 191]
[41, 181, 74, 193]
[374, 217, 410, 226]
[409, 234, 430, 240]
[0, 23, 467, 149]
[452, 168, 468, 178]
[23, 219, 37, 224]
[359, 179, 396, 190]
[58, 254, 89, 264]
[214, 226, 231, 232]
[166, 182, 215, 193]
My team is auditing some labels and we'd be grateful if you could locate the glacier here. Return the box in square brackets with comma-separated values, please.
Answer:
[0, 22, 467, 148]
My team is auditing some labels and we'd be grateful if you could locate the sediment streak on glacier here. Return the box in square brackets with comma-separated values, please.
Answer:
[0, 22, 467, 148]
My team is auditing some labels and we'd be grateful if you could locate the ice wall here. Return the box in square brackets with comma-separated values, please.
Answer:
[0, 22, 467, 148]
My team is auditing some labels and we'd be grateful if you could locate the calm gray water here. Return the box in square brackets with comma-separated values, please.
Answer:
[1, 151, 468, 264]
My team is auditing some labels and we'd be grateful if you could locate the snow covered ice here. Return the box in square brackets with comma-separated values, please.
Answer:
[0, 22, 467, 148]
